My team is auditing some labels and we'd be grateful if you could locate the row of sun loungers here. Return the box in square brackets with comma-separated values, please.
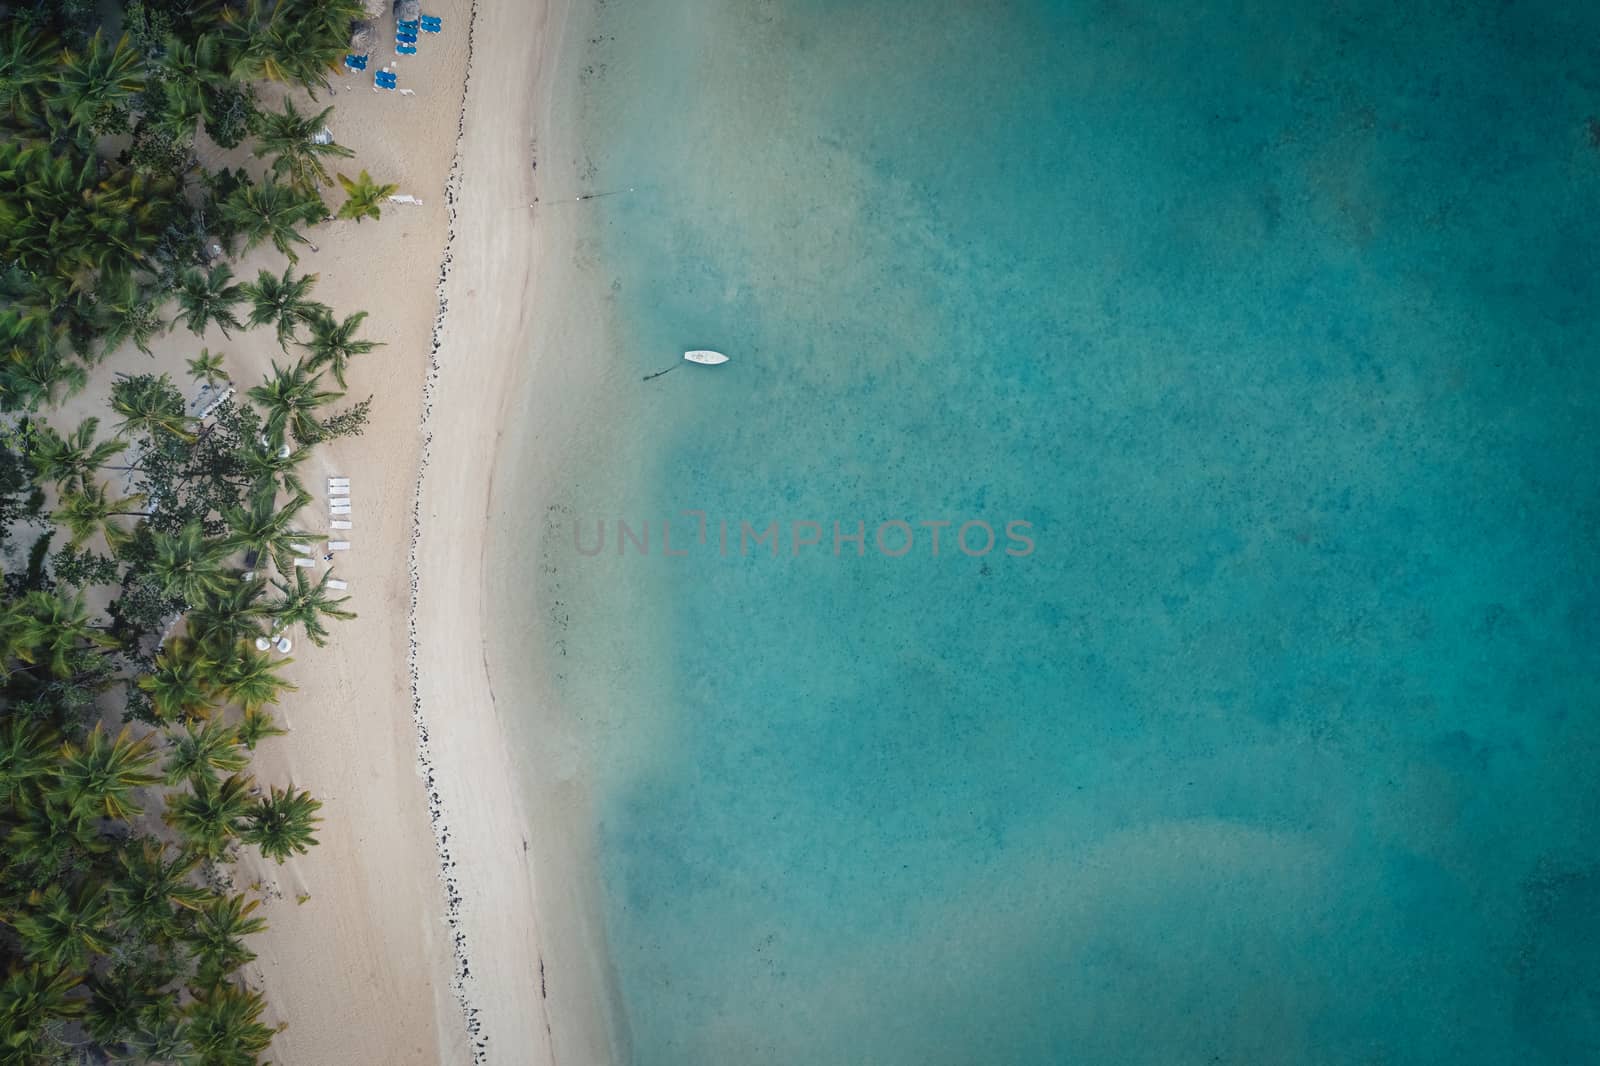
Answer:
[327, 479, 352, 594]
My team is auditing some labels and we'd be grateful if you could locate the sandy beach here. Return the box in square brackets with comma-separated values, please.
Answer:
[46, 0, 619, 1060]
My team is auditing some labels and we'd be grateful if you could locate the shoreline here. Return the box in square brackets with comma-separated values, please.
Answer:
[408, 0, 624, 1060]
[403, 0, 489, 1055]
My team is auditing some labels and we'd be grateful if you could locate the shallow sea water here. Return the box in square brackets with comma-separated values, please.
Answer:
[538, 2, 1600, 1062]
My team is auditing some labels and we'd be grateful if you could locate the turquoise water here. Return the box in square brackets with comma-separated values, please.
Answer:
[540, 1, 1600, 1062]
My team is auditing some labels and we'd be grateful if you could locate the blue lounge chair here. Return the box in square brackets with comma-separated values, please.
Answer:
[344, 53, 368, 71]
[397, 31, 418, 44]
[374, 70, 397, 90]
[398, 19, 420, 32]
[420, 15, 442, 32]
[396, 42, 418, 55]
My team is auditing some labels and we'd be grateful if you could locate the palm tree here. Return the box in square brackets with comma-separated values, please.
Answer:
[181, 980, 274, 1064]
[186, 348, 230, 387]
[55, 31, 145, 132]
[146, 522, 231, 606]
[166, 772, 253, 859]
[52, 723, 161, 821]
[28, 417, 128, 490]
[238, 434, 313, 503]
[269, 566, 354, 646]
[110, 373, 195, 442]
[0, 718, 58, 806]
[0, 964, 86, 1057]
[9, 881, 115, 971]
[186, 893, 267, 984]
[53, 479, 147, 548]
[240, 266, 327, 347]
[221, 488, 315, 571]
[0, 25, 57, 119]
[14, 590, 115, 679]
[112, 841, 208, 942]
[186, 584, 269, 654]
[302, 309, 381, 386]
[237, 706, 288, 750]
[221, 174, 324, 263]
[94, 272, 169, 358]
[163, 718, 249, 785]
[138, 639, 219, 723]
[174, 265, 245, 338]
[335, 169, 398, 223]
[85, 965, 169, 1048]
[248, 360, 342, 445]
[253, 98, 353, 189]
[242, 784, 322, 863]
[6, 791, 106, 879]
[220, 643, 297, 712]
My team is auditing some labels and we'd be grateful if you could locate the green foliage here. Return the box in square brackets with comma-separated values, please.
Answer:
[241, 267, 327, 348]
[302, 310, 380, 387]
[175, 266, 246, 339]
[242, 784, 321, 863]
[335, 169, 399, 223]
[248, 360, 342, 446]
[221, 175, 325, 264]
[1, 4, 378, 1060]
[314, 395, 374, 443]
[253, 97, 352, 190]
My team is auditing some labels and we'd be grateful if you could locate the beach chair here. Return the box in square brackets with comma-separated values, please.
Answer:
[330, 505, 352, 515]
[327, 579, 349, 591]
[344, 54, 368, 71]
[329, 541, 352, 551]
[289, 542, 313, 553]
[396, 42, 418, 55]
[399, 18, 420, 31]
[420, 15, 442, 32]
[331, 520, 353, 530]
[374, 71, 397, 91]
[293, 557, 317, 568]
[328, 477, 350, 487]
[397, 30, 418, 43]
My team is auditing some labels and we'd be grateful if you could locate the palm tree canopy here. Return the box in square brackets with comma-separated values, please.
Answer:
[221, 174, 324, 263]
[240, 266, 327, 347]
[269, 565, 354, 646]
[52, 724, 161, 821]
[252, 97, 352, 189]
[242, 783, 321, 863]
[28, 417, 127, 490]
[146, 521, 231, 606]
[175, 264, 245, 337]
[247, 359, 342, 445]
[335, 169, 399, 223]
[110, 373, 195, 442]
[301, 309, 380, 386]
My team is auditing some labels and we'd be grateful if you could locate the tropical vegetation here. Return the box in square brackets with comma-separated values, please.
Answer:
[1, 1, 392, 1061]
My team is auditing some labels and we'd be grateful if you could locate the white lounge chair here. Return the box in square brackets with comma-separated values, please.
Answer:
[327, 579, 348, 590]
[289, 542, 313, 553]
[329, 541, 351, 551]
[293, 557, 316, 568]
[330, 504, 351, 514]
[331, 520, 353, 530]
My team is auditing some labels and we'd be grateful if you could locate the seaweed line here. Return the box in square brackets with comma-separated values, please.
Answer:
[405, 0, 490, 1061]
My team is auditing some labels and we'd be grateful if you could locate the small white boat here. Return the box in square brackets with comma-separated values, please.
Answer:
[684, 349, 730, 366]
